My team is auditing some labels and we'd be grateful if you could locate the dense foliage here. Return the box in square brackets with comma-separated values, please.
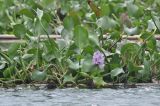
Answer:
[0, 0, 160, 88]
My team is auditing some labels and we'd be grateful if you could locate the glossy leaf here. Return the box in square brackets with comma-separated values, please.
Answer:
[7, 44, 20, 58]
[97, 16, 117, 30]
[100, 4, 110, 16]
[127, 3, 139, 16]
[73, 26, 88, 48]
[88, 33, 99, 46]
[13, 24, 27, 38]
[147, 19, 156, 32]
[19, 8, 35, 19]
[121, 43, 140, 60]
[63, 74, 75, 84]
[127, 61, 143, 73]
[63, 16, 75, 31]
[152, 16, 160, 32]
[124, 26, 138, 35]
[36, 8, 43, 20]
[138, 59, 151, 81]
[110, 68, 124, 77]
[93, 77, 106, 87]
[3, 66, 15, 78]
[0, 62, 6, 70]
[81, 58, 93, 72]
[140, 32, 157, 51]
[22, 54, 34, 60]
[67, 59, 80, 70]
[31, 70, 47, 81]
[56, 39, 67, 50]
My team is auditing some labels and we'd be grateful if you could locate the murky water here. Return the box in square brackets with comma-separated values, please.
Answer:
[0, 86, 160, 106]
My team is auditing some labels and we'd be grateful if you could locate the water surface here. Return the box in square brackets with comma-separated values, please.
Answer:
[0, 86, 160, 106]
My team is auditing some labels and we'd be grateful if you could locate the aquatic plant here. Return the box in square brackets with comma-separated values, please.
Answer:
[0, 0, 160, 88]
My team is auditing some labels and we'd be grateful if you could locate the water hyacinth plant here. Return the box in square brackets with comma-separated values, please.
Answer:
[0, 0, 160, 88]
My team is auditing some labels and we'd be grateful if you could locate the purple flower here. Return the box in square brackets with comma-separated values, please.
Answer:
[92, 51, 105, 69]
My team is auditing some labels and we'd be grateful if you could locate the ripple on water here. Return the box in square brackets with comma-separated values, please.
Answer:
[0, 87, 160, 106]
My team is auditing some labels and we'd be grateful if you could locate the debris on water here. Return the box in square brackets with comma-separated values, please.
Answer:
[45, 82, 57, 89]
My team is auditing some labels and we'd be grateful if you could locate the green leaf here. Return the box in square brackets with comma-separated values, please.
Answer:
[3, 66, 15, 78]
[124, 26, 138, 35]
[61, 28, 73, 40]
[67, 59, 80, 70]
[22, 54, 34, 60]
[96, 16, 117, 30]
[146, 37, 157, 51]
[88, 33, 99, 46]
[152, 15, 160, 32]
[121, 43, 140, 55]
[140, 32, 156, 51]
[13, 24, 27, 38]
[121, 43, 140, 60]
[63, 16, 75, 31]
[56, 39, 67, 50]
[110, 31, 121, 40]
[109, 53, 121, 70]
[147, 19, 156, 32]
[100, 4, 110, 16]
[0, 62, 6, 70]
[80, 72, 90, 78]
[73, 26, 88, 48]
[43, 12, 52, 23]
[40, 0, 55, 8]
[7, 44, 20, 58]
[140, 32, 152, 40]
[0, 50, 13, 65]
[36, 8, 43, 20]
[31, 70, 47, 81]
[19, 8, 35, 19]
[83, 45, 94, 54]
[69, 11, 80, 26]
[63, 74, 75, 84]
[43, 53, 56, 62]
[110, 68, 124, 77]
[127, 3, 139, 16]
[93, 77, 106, 87]
[127, 61, 143, 73]
[43, 40, 59, 59]
[81, 58, 93, 72]
[138, 59, 151, 81]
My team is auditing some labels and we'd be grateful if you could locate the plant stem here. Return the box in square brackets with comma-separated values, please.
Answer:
[0, 50, 13, 65]
[39, 20, 53, 45]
